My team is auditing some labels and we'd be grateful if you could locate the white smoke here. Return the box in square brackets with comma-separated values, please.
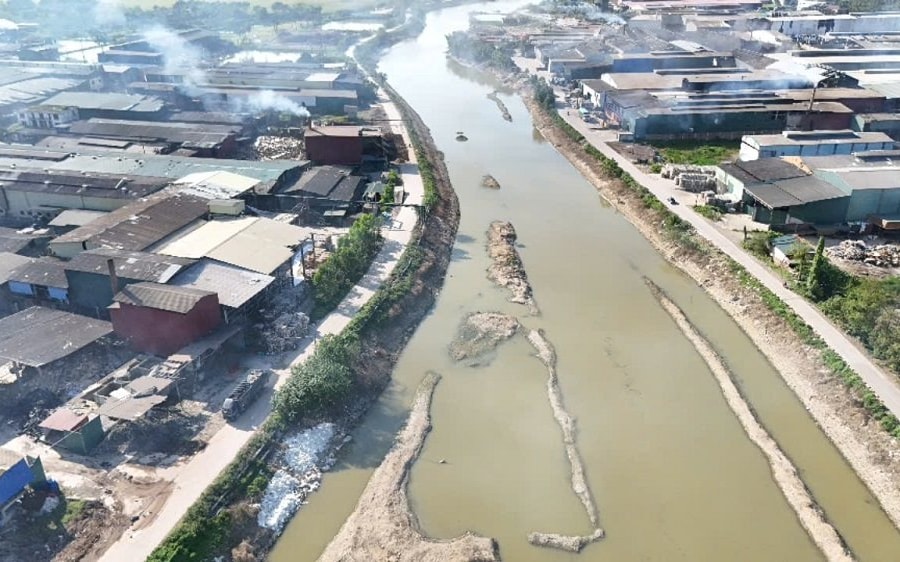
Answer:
[142, 26, 207, 94]
[237, 90, 311, 117]
[94, 0, 126, 27]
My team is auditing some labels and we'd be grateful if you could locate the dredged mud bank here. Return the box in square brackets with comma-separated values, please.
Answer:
[523, 93, 900, 536]
[449, 311, 520, 363]
[647, 279, 853, 562]
[487, 221, 538, 314]
[318, 372, 500, 562]
[526, 328, 605, 553]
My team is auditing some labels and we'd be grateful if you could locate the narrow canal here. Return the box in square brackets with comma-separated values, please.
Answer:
[271, 3, 900, 560]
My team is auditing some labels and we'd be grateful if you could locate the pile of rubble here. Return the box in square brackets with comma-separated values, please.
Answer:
[253, 135, 305, 161]
[662, 164, 717, 193]
[254, 311, 310, 354]
[826, 240, 900, 267]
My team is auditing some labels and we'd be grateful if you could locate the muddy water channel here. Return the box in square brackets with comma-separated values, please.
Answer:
[271, 3, 900, 560]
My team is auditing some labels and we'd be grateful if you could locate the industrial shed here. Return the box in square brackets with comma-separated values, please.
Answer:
[64, 249, 195, 316]
[303, 126, 382, 165]
[0, 307, 112, 370]
[38, 92, 166, 121]
[155, 216, 309, 278]
[742, 175, 850, 225]
[170, 258, 274, 323]
[0, 169, 169, 224]
[7, 258, 68, 303]
[110, 282, 222, 356]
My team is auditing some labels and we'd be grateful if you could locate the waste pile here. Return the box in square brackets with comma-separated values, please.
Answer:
[826, 240, 900, 267]
[663, 164, 717, 193]
[254, 311, 310, 354]
[258, 423, 339, 534]
[253, 136, 305, 161]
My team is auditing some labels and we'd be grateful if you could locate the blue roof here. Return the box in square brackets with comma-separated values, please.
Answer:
[0, 458, 33, 506]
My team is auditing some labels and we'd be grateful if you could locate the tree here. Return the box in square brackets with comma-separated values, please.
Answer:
[806, 237, 828, 300]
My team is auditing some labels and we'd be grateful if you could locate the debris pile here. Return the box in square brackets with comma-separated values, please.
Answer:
[481, 175, 501, 189]
[254, 311, 310, 354]
[258, 423, 337, 534]
[253, 135, 305, 161]
[448, 312, 520, 363]
[663, 164, 717, 192]
[826, 240, 900, 267]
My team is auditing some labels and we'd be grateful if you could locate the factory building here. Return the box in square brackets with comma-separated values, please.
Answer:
[30, 92, 167, 121]
[303, 126, 383, 165]
[739, 130, 895, 161]
[109, 282, 222, 356]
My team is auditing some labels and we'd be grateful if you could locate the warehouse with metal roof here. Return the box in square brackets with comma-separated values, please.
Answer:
[0, 307, 112, 368]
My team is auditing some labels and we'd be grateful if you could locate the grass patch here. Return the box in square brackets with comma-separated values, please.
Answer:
[652, 140, 738, 166]
[61, 499, 87, 526]
[693, 205, 723, 221]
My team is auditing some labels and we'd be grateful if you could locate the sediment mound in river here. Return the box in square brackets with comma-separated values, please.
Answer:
[525, 329, 604, 552]
[528, 529, 605, 553]
[318, 372, 500, 562]
[487, 92, 512, 122]
[646, 279, 852, 562]
[449, 312, 520, 362]
[481, 175, 501, 189]
[487, 221, 538, 314]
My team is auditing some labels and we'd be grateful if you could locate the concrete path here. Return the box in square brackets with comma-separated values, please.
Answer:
[98, 93, 424, 562]
[555, 104, 900, 420]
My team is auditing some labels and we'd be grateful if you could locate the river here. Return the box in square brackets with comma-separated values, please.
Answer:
[271, 3, 900, 560]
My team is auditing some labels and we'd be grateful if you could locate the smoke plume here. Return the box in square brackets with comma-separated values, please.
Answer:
[94, 0, 126, 27]
[142, 26, 207, 94]
[236, 90, 311, 117]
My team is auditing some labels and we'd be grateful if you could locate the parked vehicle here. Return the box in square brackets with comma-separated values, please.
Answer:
[222, 369, 271, 421]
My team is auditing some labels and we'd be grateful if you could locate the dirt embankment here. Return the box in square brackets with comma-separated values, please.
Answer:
[524, 94, 900, 530]
[487, 221, 538, 314]
[449, 312, 520, 363]
[648, 280, 852, 562]
[318, 372, 500, 562]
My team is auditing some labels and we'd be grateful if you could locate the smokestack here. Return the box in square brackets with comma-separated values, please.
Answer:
[107, 258, 119, 295]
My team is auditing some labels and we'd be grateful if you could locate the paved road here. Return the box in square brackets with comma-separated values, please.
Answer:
[555, 105, 900, 420]
[98, 93, 424, 562]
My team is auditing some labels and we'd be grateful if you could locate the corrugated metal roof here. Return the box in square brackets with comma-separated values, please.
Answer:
[39, 409, 87, 432]
[0, 307, 112, 367]
[113, 281, 214, 313]
[175, 171, 259, 199]
[0, 252, 33, 284]
[171, 258, 274, 309]
[41, 92, 164, 113]
[51, 193, 208, 251]
[157, 217, 309, 275]
[48, 209, 109, 228]
[66, 249, 194, 283]
[744, 176, 848, 209]
[8, 258, 68, 288]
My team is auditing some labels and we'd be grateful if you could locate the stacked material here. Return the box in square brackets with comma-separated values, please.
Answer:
[826, 240, 900, 267]
[661, 163, 717, 180]
[255, 311, 310, 354]
[676, 173, 717, 193]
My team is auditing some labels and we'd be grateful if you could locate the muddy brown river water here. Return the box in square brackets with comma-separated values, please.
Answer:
[270, 3, 900, 560]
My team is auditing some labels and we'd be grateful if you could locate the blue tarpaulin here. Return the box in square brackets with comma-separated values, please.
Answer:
[0, 459, 33, 506]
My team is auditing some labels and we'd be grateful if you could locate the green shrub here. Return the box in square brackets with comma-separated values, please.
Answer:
[312, 214, 382, 319]
[693, 205, 723, 221]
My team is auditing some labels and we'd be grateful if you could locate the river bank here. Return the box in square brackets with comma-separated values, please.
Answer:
[523, 93, 900, 532]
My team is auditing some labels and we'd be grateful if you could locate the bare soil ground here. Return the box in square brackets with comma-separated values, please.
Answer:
[526, 95, 900, 530]
[319, 372, 500, 562]
[448, 311, 520, 363]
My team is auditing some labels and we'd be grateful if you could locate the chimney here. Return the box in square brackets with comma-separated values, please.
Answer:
[107, 258, 119, 295]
